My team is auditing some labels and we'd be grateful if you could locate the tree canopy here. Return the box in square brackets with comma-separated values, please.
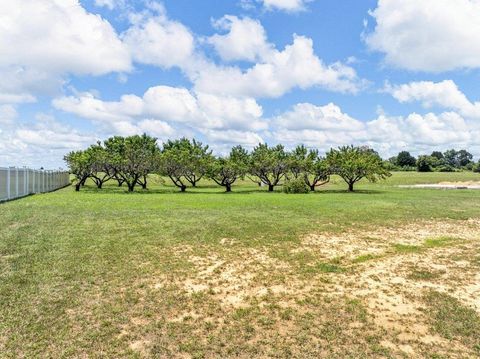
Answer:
[250, 144, 289, 192]
[326, 145, 391, 192]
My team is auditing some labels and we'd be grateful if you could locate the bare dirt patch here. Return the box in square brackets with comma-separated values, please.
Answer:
[167, 218, 480, 357]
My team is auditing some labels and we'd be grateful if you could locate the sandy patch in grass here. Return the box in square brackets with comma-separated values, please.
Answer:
[182, 249, 296, 308]
[300, 218, 480, 261]
[171, 218, 480, 357]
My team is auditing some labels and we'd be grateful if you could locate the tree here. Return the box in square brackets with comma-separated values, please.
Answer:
[64, 150, 92, 191]
[157, 141, 191, 192]
[288, 145, 330, 191]
[430, 151, 444, 160]
[444, 149, 459, 168]
[443, 149, 473, 168]
[416, 155, 435, 172]
[395, 151, 416, 167]
[326, 145, 391, 192]
[87, 143, 113, 189]
[250, 144, 289, 192]
[207, 146, 249, 192]
[457, 150, 473, 167]
[473, 161, 480, 173]
[162, 138, 212, 187]
[104, 134, 158, 192]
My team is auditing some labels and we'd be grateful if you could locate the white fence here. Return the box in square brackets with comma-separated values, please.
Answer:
[0, 167, 70, 202]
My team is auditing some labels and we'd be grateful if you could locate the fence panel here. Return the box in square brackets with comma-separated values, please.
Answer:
[0, 167, 70, 202]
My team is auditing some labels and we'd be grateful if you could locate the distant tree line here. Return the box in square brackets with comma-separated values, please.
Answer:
[387, 149, 480, 173]
[64, 134, 392, 193]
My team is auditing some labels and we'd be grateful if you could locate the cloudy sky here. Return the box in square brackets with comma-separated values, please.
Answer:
[1, 0, 480, 168]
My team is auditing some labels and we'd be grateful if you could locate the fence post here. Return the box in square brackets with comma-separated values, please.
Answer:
[15, 167, 18, 198]
[7, 167, 11, 200]
[24, 167, 27, 196]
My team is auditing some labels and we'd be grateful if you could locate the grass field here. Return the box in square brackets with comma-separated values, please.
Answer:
[1, 172, 480, 358]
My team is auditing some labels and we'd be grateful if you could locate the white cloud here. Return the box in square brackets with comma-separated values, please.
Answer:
[53, 86, 267, 133]
[366, 0, 480, 72]
[94, 0, 124, 9]
[274, 103, 364, 131]
[0, 0, 131, 102]
[271, 102, 480, 157]
[386, 80, 480, 119]
[122, 4, 195, 69]
[207, 16, 273, 62]
[194, 35, 364, 97]
[121, 8, 363, 99]
[0, 105, 17, 125]
[0, 115, 97, 168]
[262, 0, 312, 12]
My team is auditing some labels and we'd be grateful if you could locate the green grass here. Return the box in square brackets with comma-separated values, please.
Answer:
[0, 171, 479, 357]
[423, 291, 480, 353]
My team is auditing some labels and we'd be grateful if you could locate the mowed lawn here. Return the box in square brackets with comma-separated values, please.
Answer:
[1, 172, 480, 358]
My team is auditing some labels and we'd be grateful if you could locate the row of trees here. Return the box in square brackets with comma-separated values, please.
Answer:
[64, 135, 391, 193]
[388, 150, 479, 172]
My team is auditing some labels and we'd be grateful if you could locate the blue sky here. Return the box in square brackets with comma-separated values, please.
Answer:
[1, 0, 480, 168]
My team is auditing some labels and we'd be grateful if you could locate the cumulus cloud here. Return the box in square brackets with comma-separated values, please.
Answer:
[207, 16, 273, 62]
[0, 115, 97, 168]
[94, 0, 125, 9]
[122, 8, 364, 98]
[0, 0, 131, 102]
[263, 0, 311, 11]
[270, 102, 480, 156]
[240, 0, 313, 12]
[122, 4, 195, 69]
[365, 0, 480, 72]
[194, 34, 364, 97]
[52, 86, 267, 134]
[386, 80, 480, 119]
[0, 105, 17, 125]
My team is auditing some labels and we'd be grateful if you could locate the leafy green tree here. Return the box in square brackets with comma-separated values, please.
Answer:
[250, 143, 289, 192]
[288, 145, 330, 191]
[157, 141, 191, 192]
[326, 145, 391, 192]
[473, 161, 480, 173]
[416, 155, 435, 172]
[395, 151, 416, 167]
[207, 146, 249, 192]
[86, 143, 113, 189]
[162, 138, 212, 187]
[64, 150, 93, 191]
[287, 145, 310, 179]
[443, 149, 473, 168]
[430, 151, 444, 160]
[104, 134, 158, 192]
[444, 149, 459, 168]
[457, 150, 473, 167]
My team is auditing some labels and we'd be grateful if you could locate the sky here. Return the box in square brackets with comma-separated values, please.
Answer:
[1, 0, 480, 169]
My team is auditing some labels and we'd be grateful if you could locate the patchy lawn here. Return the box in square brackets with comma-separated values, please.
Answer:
[1, 172, 480, 357]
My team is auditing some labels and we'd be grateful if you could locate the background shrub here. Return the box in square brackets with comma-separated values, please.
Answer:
[283, 178, 310, 194]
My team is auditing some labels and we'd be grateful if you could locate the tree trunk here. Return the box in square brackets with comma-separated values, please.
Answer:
[75, 183, 81, 192]
[97, 182, 103, 189]
[310, 185, 316, 192]
[348, 182, 354, 192]
[192, 182, 196, 187]
[128, 183, 135, 192]
[268, 184, 274, 192]
[180, 185, 187, 192]
[226, 184, 232, 192]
